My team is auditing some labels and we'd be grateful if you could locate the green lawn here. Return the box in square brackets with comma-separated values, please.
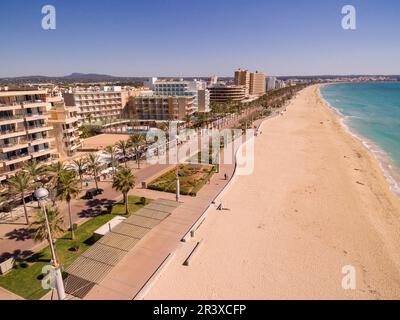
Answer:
[148, 164, 215, 196]
[0, 195, 149, 300]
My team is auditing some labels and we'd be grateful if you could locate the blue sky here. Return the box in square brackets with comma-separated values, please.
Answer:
[0, 0, 399, 77]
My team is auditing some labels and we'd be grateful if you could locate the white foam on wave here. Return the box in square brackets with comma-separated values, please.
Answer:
[319, 87, 400, 197]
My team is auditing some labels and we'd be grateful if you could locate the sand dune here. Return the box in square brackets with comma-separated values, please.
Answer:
[145, 85, 400, 300]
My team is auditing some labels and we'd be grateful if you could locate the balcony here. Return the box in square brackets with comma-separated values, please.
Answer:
[24, 113, 48, 121]
[3, 154, 31, 166]
[68, 143, 82, 151]
[0, 103, 22, 111]
[64, 116, 80, 124]
[0, 116, 25, 126]
[0, 142, 29, 153]
[0, 164, 24, 181]
[22, 100, 48, 109]
[26, 125, 53, 134]
[0, 129, 26, 139]
[63, 127, 77, 134]
[29, 137, 55, 146]
[30, 148, 57, 159]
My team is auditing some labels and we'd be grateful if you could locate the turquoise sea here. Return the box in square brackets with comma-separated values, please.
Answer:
[320, 82, 400, 196]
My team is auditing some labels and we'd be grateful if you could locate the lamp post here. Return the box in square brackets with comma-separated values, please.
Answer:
[175, 164, 180, 202]
[34, 187, 66, 300]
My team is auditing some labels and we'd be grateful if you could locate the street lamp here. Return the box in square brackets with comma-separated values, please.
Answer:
[34, 187, 66, 300]
[175, 164, 180, 202]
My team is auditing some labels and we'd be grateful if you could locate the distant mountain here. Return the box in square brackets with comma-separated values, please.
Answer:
[0, 73, 148, 84]
[63, 73, 119, 80]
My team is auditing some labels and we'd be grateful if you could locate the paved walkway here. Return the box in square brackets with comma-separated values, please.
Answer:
[84, 156, 236, 299]
[0, 286, 23, 300]
[0, 162, 170, 262]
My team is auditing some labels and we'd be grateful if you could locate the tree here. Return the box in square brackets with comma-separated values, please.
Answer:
[116, 140, 131, 168]
[70, 158, 87, 189]
[112, 168, 136, 215]
[8, 172, 32, 225]
[184, 114, 192, 128]
[47, 161, 66, 185]
[104, 145, 117, 176]
[86, 153, 102, 190]
[56, 170, 80, 240]
[31, 205, 65, 251]
[23, 159, 47, 186]
[129, 134, 145, 169]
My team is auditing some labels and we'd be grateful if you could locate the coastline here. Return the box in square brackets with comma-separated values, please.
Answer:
[319, 83, 400, 197]
[145, 84, 400, 299]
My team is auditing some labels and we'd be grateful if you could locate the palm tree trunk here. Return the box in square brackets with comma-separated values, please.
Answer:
[94, 172, 99, 190]
[80, 173, 83, 190]
[124, 192, 128, 215]
[68, 200, 75, 240]
[21, 192, 29, 225]
[111, 156, 115, 177]
[136, 149, 140, 169]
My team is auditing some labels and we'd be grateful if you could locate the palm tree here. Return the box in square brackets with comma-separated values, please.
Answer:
[184, 114, 192, 128]
[86, 153, 102, 190]
[47, 161, 66, 185]
[23, 159, 47, 186]
[104, 145, 117, 176]
[31, 205, 65, 253]
[70, 158, 87, 189]
[112, 168, 136, 215]
[8, 172, 32, 225]
[116, 140, 131, 168]
[129, 134, 145, 169]
[56, 170, 80, 240]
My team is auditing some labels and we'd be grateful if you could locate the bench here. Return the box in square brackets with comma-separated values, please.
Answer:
[0, 257, 15, 275]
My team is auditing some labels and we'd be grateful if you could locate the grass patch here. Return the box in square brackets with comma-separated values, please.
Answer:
[0, 195, 148, 300]
[148, 164, 215, 196]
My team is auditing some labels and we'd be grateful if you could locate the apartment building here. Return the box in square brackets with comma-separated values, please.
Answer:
[275, 80, 287, 89]
[267, 76, 277, 91]
[131, 95, 195, 121]
[234, 69, 250, 96]
[235, 68, 267, 97]
[197, 89, 211, 112]
[249, 71, 266, 96]
[208, 84, 246, 103]
[0, 89, 56, 182]
[47, 96, 83, 158]
[145, 78, 210, 112]
[63, 86, 128, 123]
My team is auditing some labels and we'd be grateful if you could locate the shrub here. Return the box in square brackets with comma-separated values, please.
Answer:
[70, 241, 80, 252]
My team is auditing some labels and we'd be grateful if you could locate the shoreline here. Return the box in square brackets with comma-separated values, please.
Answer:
[144, 84, 400, 299]
[319, 83, 400, 197]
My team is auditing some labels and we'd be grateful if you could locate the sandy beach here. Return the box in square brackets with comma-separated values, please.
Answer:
[145, 85, 400, 300]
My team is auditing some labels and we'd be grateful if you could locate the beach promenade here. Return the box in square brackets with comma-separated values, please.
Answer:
[145, 85, 400, 300]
